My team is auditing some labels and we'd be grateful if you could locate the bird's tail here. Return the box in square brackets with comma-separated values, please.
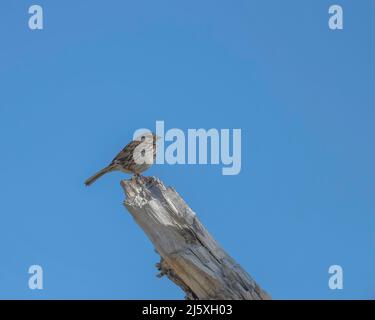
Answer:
[85, 165, 115, 186]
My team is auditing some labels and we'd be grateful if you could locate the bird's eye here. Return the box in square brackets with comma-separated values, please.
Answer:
[141, 136, 145, 141]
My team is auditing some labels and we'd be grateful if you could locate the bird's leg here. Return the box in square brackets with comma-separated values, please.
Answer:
[132, 172, 142, 182]
[136, 173, 147, 183]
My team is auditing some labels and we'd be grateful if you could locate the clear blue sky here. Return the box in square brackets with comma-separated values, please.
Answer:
[0, 0, 374, 299]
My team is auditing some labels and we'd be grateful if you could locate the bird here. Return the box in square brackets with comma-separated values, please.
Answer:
[85, 133, 159, 186]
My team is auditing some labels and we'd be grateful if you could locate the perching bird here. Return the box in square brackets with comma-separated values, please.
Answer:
[85, 133, 159, 186]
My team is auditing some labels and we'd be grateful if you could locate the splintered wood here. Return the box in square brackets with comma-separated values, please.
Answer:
[121, 177, 270, 300]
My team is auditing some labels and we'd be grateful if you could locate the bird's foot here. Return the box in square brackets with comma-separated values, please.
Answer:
[131, 173, 144, 183]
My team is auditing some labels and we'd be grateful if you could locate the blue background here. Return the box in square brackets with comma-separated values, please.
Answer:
[0, 0, 374, 299]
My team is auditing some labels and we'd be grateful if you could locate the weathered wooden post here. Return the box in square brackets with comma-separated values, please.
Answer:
[121, 176, 270, 300]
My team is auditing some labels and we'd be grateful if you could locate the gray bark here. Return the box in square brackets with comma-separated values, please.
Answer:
[121, 176, 270, 300]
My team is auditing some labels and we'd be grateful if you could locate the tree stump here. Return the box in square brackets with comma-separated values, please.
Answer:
[121, 176, 270, 300]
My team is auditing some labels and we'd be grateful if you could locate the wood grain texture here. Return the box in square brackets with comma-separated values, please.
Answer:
[121, 176, 270, 300]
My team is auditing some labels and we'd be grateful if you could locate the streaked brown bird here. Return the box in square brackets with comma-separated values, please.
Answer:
[85, 133, 159, 186]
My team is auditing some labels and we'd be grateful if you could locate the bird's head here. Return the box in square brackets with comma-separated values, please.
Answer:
[138, 132, 160, 143]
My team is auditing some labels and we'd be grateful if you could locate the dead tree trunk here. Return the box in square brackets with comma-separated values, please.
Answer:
[121, 176, 270, 300]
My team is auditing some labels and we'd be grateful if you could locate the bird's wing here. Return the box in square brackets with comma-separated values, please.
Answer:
[111, 140, 141, 165]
